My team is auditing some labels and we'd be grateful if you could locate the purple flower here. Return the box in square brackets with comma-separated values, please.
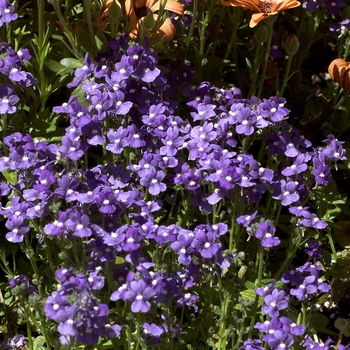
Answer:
[290, 275, 318, 301]
[124, 279, 154, 313]
[329, 19, 350, 33]
[1, 335, 26, 350]
[0, 83, 19, 113]
[304, 240, 322, 258]
[322, 136, 346, 161]
[302, 0, 326, 12]
[74, 53, 94, 79]
[325, 0, 345, 13]
[263, 329, 294, 350]
[160, 127, 185, 156]
[303, 336, 332, 350]
[106, 126, 129, 154]
[191, 226, 221, 259]
[272, 180, 300, 206]
[239, 339, 265, 350]
[59, 135, 86, 160]
[142, 322, 165, 344]
[298, 212, 327, 229]
[237, 211, 258, 227]
[190, 103, 216, 121]
[0, 0, 18, 26]
[5, 215, 30, 242]
[259, 96, 290, 122]
[281, 154, 308, 176]
[190, 122, 217, 149]
[255, 221, 281, 248]
[140, 168, 166, 195]
[235, 107, 256, 135]
[261, 288, 289, 317]
[171, 232, 195, 265]
[44, 291, 77, 322]
[45, 270, 120, 346]
[9, 275, 38, 297]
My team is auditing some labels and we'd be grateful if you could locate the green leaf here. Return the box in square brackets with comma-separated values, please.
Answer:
[240, 288, 258, 302]
[311, 312, 329, 331]
[109, 0, 121, 19]
[33, 335, 47, 350]
[245, 58, 252, 70]
[2, 170, 18, 185]
[60, 58, 82, 69]
[45, 59, 66, 73]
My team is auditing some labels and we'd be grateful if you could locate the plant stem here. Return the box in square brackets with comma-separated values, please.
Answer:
[83, 0, 95, 51]
[248, 245, 264, 339]
[248, 39, 263, 97]
[279, 53, 294, 97]
[257, 20, 274, 98]
[185, 0, 198, 60]
[51, 1, 81, 58]
[37, 0, 45, 49]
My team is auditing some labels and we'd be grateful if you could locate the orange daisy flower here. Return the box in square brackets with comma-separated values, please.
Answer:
[125, 0, 184, 42]
[221, 0, 301, 28]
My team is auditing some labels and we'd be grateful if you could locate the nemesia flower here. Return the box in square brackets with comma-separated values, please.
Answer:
[125, 0, 184, 42]
[221, 0, 301, 28]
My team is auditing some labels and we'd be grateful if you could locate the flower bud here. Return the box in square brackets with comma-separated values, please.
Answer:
[254, 25, 269, 43]
[285, 34, 300, 55]
[328, 58, 350, 91]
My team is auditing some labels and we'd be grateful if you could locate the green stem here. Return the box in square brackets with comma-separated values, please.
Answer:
[51, 1, 81, 58]
[327, 230, 337, 261]
[1, 113, 8, 152]
[273, 229, 303, 280]
[222, 8, 240, 62]
[185, 0, 198, 60]
[333, 90, 350, 111]
[279, 53, 294, 97]
[257, 19, 274, 98]
[273, 204, 282, 228]
[197, 2, 212, 82]
[248, 40, 263, 97]
[248, 245, 264, 339]
[37, 0, 45, 49]
[218, 275, 230, 350]
[83, 0, 95, 51]
[25, 309, 34, 350]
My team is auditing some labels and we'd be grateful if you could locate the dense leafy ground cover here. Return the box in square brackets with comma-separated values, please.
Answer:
[1, 0, 350, 349]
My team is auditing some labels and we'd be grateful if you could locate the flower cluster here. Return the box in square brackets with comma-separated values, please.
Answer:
[44, 267, 121, 346]
[0, 42, 36, 117]
[0, 36, 346, 346]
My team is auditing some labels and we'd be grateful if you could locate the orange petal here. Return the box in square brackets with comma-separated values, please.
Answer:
[150, 0, 184, 15]
[164, 0, 184, 15]
[157, 17, 176, 42]
[249, 13, 267, 27]
[222, 0, 261, 12]
[125, 0, 133, 15]
[274, 0, 301, 11]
